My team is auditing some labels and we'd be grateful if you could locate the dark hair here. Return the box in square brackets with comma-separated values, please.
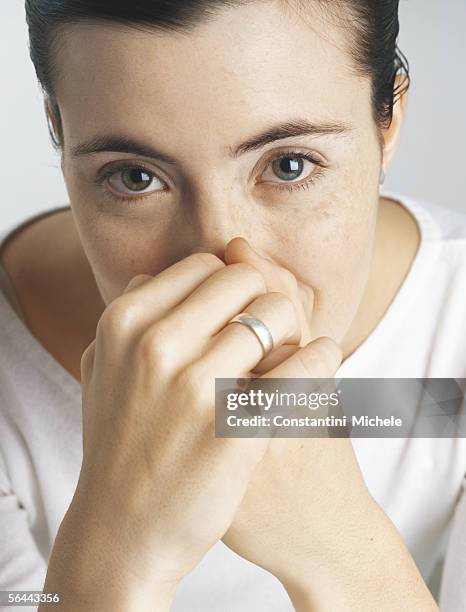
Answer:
[25, 0, 410, 148]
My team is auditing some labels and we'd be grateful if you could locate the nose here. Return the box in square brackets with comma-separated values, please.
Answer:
[185, 186, 246, 261]
[190, 244, 219, 254]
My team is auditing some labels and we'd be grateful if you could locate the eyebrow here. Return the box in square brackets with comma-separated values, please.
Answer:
[230, 119, 353, 156]
[70, 118, 353, 162]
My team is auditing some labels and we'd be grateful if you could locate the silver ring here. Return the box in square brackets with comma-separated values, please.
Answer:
[227, 312, 274, 358]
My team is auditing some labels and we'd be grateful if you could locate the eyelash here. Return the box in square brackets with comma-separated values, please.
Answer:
[94, 149, 327, 203]
[94, 161, 166, 204]
[262, 149, 327, 193]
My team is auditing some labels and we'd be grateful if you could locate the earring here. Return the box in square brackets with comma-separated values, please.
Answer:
[379, 168, 386, 185]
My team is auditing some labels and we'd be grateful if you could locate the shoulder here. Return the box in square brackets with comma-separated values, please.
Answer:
[425, 199, 466, 272]
[389, 192, 466, 269]
[0, 207, 102, 383]
[0, 206, 101, 328]
[413, 195, 466, 297]
[408, 195, 466, 243]
[0, 207, 75, 296]
[385, 190, 466, 238]
[403, 195, 466, 374]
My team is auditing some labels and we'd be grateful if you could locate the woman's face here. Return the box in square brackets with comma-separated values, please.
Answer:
[55, 1, 384, 344]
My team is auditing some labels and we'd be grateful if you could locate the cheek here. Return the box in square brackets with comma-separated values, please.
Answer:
[269, 188, 378, 341]
[274, 186, 378, 280]
[65, 168, 182, 301]
[69, 207, 176, 303]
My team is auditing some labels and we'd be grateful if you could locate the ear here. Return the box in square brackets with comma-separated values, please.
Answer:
[44, 96, 62, 147]
[44, 97, 65, 172]
[380, 74, 409, 175]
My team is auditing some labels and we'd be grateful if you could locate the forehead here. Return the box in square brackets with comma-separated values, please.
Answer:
[54, 1, 371, 148]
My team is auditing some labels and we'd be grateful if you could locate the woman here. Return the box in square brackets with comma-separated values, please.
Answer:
[0, 0, 465, 609]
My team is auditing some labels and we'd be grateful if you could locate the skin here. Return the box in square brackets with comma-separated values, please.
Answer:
[7, 0, 434, 610]
[42, 0, 416, 369]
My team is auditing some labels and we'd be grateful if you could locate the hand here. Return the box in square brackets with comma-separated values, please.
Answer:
[224, 236, 316, 374]
[221, 239, 438, 611]
[223, 237, 362, 581]
[47, 249, 313, 608]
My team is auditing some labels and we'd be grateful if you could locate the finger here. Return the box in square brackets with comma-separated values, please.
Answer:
[195, 291, 301, 378]
[224, 237, 314, 346]
[122, 273, 153, 293]
[80, 340, 96, 426]
[157, 262, 274, 346]
[121, 254, 225, 309]
[80, 339, 96, 381]
[259, 336, 343, 379]
[251, 344, 301, 375]
[102, 262, 273, 370]
[98, 252, 225, 340]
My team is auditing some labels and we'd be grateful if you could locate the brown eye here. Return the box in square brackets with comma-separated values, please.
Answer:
[120, 168, 153, 191]
[106, 166, 166, 196]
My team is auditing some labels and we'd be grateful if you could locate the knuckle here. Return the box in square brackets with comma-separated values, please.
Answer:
[174, 363, 213, 409]
[81, 339, 94, 362]
[279, 266, 298, 289]
[97, 297, 140, 337]
[124, 273, 152, 293]
[137, 322, 176, 369]
[80, 340, 96, 373]
[317, 336, 343, 361]
[266, 291, 296, 317]
[312, 336, 343, 372]
[228, 262, 267, 293]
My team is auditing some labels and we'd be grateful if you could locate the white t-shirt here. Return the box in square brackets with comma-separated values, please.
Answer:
[0, 190, 466, 611]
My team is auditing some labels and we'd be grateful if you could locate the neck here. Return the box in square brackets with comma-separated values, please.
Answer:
[340, 195, 420, 362]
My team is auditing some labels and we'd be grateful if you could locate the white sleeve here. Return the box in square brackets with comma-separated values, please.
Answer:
[0, 457, 47, 612]
[439, 476, 466, 611]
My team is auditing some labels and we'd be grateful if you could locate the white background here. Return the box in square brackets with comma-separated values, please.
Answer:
[0, 0, 465, 230]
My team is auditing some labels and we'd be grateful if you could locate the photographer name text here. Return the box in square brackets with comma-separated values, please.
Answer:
[225, 415, 403, 428]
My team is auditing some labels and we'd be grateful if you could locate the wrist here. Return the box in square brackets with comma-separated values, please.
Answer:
[278, 497, 438, 612]
[43, 499, 181, 611]
[43, 545, 179, 612]
[39, 581, 177, 612]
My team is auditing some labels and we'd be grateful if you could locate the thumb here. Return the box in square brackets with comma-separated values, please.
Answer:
[224, 236, 314, 347]
[224, 236, 286, 290]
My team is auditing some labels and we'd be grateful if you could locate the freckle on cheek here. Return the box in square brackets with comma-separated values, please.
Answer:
[310, 209, 343, 242]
